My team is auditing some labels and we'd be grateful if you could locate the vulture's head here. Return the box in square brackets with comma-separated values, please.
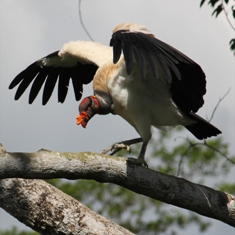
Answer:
[76, 96, 100, 128]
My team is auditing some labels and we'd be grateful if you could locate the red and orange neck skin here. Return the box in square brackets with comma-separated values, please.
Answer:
[76, 96, 100, 128]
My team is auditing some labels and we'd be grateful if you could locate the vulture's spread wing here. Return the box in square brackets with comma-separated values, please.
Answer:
[9, 41, 112, 105]
[110, 23, 206, 113]
[9, 51, 98, 105]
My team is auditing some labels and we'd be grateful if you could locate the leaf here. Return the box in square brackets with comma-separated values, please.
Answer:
[200, 0, 207, 7]
[208, 0, 220, 7]
[232, 6, 235, 18]
[218, 183, 235, 194]
[229, 38, 235, 49]
[229, 38, 235, 55]
[212, 4, 223, 17]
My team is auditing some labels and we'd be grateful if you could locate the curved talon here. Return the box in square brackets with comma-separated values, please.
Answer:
[101, 139, 148, 167]
[111, 143, 131, 153]
[101, 141, 134, 155]
[100, 146, 113, 154]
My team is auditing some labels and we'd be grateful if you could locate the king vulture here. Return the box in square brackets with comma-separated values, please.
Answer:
[9, 23, 221, 166]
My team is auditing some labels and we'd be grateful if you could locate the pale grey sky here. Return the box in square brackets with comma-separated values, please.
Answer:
[0, 0, 234, 234]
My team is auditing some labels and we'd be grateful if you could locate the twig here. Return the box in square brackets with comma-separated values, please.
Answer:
[203, 140, 235, 164]
[221, 0, 235, 32]
[208, 88, 230, 122]
[78, 0, 94, 41]
[176, 137, 197, 177]
[176, 139, 235, 177]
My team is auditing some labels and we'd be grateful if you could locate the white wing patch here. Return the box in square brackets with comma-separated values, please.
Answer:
[59, 40, 113, 67]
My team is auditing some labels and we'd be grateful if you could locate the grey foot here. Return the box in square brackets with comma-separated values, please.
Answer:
[101, 143, 131, 155]
[127, 157, 148, 168]
[100, 138, 143, 155]
[112, 143, 131, 154]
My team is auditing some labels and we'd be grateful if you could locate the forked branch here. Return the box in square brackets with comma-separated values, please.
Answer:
[0, 143, 234, 229]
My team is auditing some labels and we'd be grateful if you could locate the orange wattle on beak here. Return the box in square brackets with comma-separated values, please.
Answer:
[76, 111, 89, 128]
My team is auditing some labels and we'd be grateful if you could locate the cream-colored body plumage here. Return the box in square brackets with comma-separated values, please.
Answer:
[105, 59, 193, 141]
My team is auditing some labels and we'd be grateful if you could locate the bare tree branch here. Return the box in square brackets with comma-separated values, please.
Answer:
[0, 143, 234, 228]
[0, 178, 134, 235]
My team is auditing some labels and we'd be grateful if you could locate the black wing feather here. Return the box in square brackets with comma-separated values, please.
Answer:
[14, 65, 41, 100]
[110, 29, 206, 113]
[170, 62, 206, 113]
[80, 63, 98, 85]
[111, 30, 126, 64]
[42, 67, 60, 105]
[122, 41, 133, 75]
[131, 45, 146, 80]
[58, 68, 71, 103]
[9, 51, 98, 105]
[9, 63, 39, 89]
[71, 75, 83, 101]
[29, 67, 51, 104]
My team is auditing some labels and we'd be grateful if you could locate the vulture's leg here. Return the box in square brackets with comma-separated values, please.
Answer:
[100, 137, 143, 155]
[127, 141, 149, 167]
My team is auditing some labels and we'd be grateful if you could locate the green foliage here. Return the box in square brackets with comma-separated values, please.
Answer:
[0, 227, 38, 235]
[229, 38, 235, 56]
[200, 0, 235, 56]
[217, 182, 235, 194]
[212, 3, 223, 17]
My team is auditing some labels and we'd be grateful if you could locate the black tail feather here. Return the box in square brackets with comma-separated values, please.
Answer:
[185, 112, 221, 140]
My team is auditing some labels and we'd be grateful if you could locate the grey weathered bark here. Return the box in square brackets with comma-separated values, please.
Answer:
[0, 143, 235, 230]
[0, 178, 134, 235]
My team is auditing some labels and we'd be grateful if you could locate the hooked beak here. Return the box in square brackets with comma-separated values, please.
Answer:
[76, 111, 89, 128]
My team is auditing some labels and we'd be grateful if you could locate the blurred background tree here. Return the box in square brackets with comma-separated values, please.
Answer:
[200, 0, 235, 55]
[1, 127, 234, 235]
